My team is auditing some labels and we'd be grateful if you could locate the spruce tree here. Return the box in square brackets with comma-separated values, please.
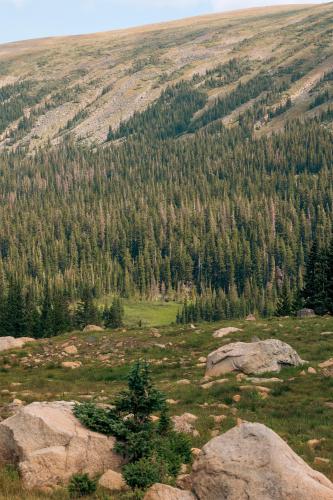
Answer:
[39, 282, 54, 337]
[275, 280, 292, 316]
[25, 287, 40, 338]
[103, 297, 124, 329]
[5, 279, 27, 338]
[75, 288, 100, 330]
[327, 236, 333, 314]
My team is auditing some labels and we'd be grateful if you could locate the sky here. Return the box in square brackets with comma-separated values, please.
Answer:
[0, 0, 329, 44]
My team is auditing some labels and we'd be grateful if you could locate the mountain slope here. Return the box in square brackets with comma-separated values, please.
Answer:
[0, 3, 333, 150]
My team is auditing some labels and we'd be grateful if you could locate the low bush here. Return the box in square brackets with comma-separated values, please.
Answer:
[68, 473, 97, 498]
[74, 361, 192, 490]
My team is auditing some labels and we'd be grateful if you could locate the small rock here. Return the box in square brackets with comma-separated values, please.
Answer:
[246, 314, 256, 321]
[319, 358, 333, 369]
[176, 379, 191, 385]
[191, 448, 201, 457]
[150, 329, 161, 338]
[64, 346, 78, 355]
[61, 361, 82, 369]
[308, 439, 323, 450]
[314, 457, 330, 465]
[232, 394, 241, 403]
[212, 415, 227, 424]
[213, 327, 242, 338]
[201, 379, 228, 390]
[246, 377, 282, 384]
[172, 413, 198, 436]
[176, 473, 192, 491]
[308, 367, 317, 374]
[198, 356, 207, 363]
[144, 484, 196, 499]
[154, 344, 166, 349]
[83, 325, 104, 333]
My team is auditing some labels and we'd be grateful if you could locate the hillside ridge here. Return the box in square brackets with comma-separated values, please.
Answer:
[0, 2, 332, 150]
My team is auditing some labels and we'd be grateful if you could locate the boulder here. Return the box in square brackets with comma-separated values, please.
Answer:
[0, 337, 35, 353]
[206, 339, 303, 376]
[98, 470, 127, 491]
[0, 401, 122, 489]
[144, 484, 196, 500]
[83, 325, 104, 332]
[213, 327, 242, 338]
[191, 423, 333, 500]
[297, 308, 315, 318]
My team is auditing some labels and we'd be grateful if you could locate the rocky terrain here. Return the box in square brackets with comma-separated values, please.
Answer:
[0, 3, 333, 150]
[0, 316, 332, 498]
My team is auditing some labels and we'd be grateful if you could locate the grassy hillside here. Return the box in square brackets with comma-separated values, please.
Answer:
[0, 316, 332, 498]
[0, 3, 333, 150]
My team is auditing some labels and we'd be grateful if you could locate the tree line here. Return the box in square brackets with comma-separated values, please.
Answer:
[0, 281, 124, 338]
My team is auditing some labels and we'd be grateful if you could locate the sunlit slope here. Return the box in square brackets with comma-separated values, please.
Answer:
[0, 3, 333, 149]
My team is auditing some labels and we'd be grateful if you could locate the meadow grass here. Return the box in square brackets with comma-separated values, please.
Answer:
[0, 316, 332, 498]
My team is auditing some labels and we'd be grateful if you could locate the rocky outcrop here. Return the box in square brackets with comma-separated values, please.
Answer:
[213, 327, 242, 338]
[144, 484, 196, 500]
[0, 337, 35, 353]
[0, 401, 122, 489]
[191, 423, 333, 500]
[206, 339, 303, 376]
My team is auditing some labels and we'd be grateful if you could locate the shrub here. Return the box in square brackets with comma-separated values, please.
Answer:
[75, 362, 192, 491]
[123, 457, 165, 489]
[68, 473, 97, 498]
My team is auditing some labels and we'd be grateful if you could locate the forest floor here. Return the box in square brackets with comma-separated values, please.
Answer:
[0, 315, 332, 499]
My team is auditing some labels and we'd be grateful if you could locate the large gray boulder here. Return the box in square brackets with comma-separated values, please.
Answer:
[206, 339, 303, 376]
[0, 336, 35, 353]
[0, 401, 122, 489]
[191, 423, 333, 500]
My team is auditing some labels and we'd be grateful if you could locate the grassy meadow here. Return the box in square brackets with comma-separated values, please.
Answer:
[0, 315, 332, 498]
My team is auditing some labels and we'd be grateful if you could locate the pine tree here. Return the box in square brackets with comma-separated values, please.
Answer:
[302, 239, 329, 314]
[275, 280, 292, 316]
[25, 286, 40, 338]
[5, 279, 27, 338]
[39, 282, 54, 337]
[103, 297, 124, 329]
[75, 288, 100, 330]
[52, 291, 72, 335]
[326, 236, 333, 313]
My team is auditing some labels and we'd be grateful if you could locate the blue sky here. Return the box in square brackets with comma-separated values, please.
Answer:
[0, 0, 329, 44]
